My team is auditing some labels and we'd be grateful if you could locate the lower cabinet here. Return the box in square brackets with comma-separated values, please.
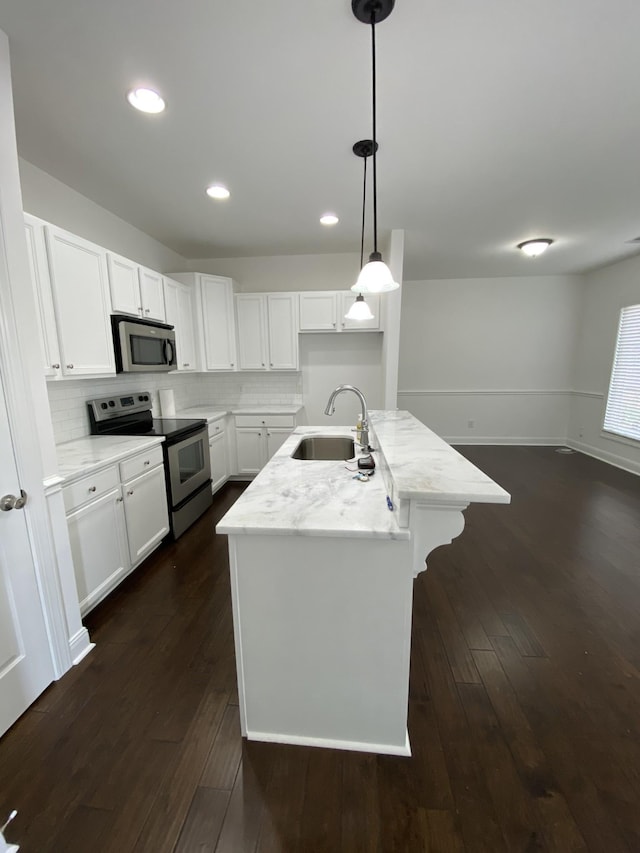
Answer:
[63, 447, 169, 616]
[208, 420, 229, 493]
[235, 414, 296, 475]
[122, 465, 170, 565]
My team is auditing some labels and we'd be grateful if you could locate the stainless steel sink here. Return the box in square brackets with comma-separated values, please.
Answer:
[291, 436, 355, 461]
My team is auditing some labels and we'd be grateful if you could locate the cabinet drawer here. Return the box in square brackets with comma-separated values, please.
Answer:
[235, 414, 295, 429]
[63, 465, 119, 513]
[119, 445, 164, 483]
[207, 419, 226, 440]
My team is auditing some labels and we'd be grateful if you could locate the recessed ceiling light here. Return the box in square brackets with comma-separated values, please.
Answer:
[206, 184, 230, 200]
[517, 238, 554, 257]
[320, 214, 339, 226]
[126, 87, 165, 114]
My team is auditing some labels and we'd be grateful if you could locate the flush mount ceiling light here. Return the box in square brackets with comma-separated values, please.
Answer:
[351, 0, 399, 294]
[126, 87, 165, 114]
[320, 213, 339, 226]
[517, 238, 554, 257]
[206, 184, 230, 200]
[345, 139, 376, 322]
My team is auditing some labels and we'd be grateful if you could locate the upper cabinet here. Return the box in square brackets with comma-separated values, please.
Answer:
[171, 273, 238, 371]
[299, 291, 381, 332]
[107, 253, 165, 322]
[44, 224, 116, 376]
[236, 293, 298, 371]
[24, 214, 62, 377]
[164, 277, 197, 371]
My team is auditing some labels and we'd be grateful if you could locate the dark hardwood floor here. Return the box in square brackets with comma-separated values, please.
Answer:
[1, 446, 640, 852]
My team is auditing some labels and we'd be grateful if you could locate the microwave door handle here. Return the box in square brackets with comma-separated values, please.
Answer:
[164, 339, 175, 366]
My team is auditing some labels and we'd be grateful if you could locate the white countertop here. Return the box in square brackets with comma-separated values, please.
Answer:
[55, 435, 165, 483]
[176, 406, 229, 423]
[230, 404, 304, 416]
[369, 410, 511, 505]
[216, 410, 510, 539]
[217, 426, 408, 540]
[176, 404, 304, 422]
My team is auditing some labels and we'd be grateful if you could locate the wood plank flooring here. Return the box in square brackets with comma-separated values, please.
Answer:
[1, 446, 639, 852]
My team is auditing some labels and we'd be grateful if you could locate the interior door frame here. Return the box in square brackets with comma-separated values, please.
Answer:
[0, 29, 72, 680]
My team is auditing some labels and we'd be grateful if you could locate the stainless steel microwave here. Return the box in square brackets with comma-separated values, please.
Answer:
[111, 315, 177, 373]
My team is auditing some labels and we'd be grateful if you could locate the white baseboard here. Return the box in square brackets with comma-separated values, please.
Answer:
[445, 436, 566, 446]
[246, 728, 411, 757]
[68, 627, 94, 667]
[566, 439, 640, 476]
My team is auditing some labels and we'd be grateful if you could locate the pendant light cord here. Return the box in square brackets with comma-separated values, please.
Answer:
[370, 10, 378, 255]
[360, 154, 368, 268]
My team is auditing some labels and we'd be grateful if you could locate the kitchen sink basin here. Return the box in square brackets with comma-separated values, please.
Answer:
[291, 436, 355, 461]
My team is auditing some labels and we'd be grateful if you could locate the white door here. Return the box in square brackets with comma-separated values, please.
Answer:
[209, 431, 229, 493]
[200, 276, 237, 370]
[107, 252, 141, 318]
[138, 267, 166, 322]
[0, 371, 54, 737]
[267, 293, 299, 369]
[123, 466, 170, 565]
[236, 294, 268, 370]
[235, 428, 265, 474]
[266, 428, 291, 460]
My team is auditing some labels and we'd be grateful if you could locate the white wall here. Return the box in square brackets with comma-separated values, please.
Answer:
[299, 334, 383, 426]
[567, 254, 640, 474]
[398, 275, 583, 443]
[19, 159, 187, 272]
[185, 252, 360, 292]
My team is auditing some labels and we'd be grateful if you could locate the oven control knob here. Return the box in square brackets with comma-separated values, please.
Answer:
[101, 403, 108, 410]
[108, 400, 115, 407]
[138, 395, 144, 401]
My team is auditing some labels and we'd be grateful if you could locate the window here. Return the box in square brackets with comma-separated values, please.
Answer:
[603, 304, 640, 442]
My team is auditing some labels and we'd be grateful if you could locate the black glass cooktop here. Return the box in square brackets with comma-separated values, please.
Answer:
[95, 415, 205, 442]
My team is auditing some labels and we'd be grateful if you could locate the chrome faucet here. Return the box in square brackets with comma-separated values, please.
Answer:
[324, 384, 370, 449]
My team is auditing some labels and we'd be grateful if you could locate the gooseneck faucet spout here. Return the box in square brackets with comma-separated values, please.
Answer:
[324, 384, 370, 449]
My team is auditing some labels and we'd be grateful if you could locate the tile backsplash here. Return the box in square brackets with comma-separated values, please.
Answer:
[48, 372, 303, 444]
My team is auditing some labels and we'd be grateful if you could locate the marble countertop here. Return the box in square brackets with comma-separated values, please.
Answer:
[55, 435, 165, 483]
[216, 426, 409, 540]
[176, 406, 229, 423]
[230, 404, 304, 416]
[369, 410, 511, 505]
[176, 404, 304, 422]
[216, 410, 510, 539]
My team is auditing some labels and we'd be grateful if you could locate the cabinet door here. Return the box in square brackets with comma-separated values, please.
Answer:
[266, 427, 291, 461]
[164, 278, 197, 371]
[298, 292, 338, 331]
[236, 294, 268, 370]
[138, 267, 166, 322]
[209, 431, 229, 493]
[200, 275, 237, 370]
[107, 252, 141, 317]
[235, 428, 265, 474]
[267, 293, 299, 369]
[24, 214, 61, 377]
[123, 465, 170, 565]
[66, 487, 129, 615]
[340, 292, 381, 331]
[45, 225, 115, 376]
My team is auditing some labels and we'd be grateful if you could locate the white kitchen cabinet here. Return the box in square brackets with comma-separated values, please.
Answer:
[45, 225, 115, 376]
[107, 254, 166, 322]
[138, 267, 166, 322]
[235, 413, 297, 474]
[64, 471, 129, 616]
[209, 423, 229, 493]
[122, 464, 169, 565]
[171, 273, 237, 371]
[299, 290, 381, 332]
[164, 277, 197, 371]
[299, 292, 338, 331]
[236, 293, 298, 371]
[23, 213, 62, 378]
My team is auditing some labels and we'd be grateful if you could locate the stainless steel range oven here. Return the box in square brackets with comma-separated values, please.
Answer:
[88, 391, 212, 538]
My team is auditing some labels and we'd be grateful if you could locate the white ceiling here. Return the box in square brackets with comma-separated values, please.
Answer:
[1, 0, 640, 280]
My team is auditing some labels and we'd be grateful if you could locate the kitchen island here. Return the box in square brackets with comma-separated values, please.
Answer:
[216, 410, 510, 756]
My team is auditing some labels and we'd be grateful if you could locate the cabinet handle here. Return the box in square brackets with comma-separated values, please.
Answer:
[127, 489, 134, 496]
[138, 307, 143, 315]
[144, 308, 150, 314]
[52, 363, 60, 369]
[116, 496, 123, 503]
[230, 363, 234, 367]
[67, 363, 74, 369]
[183, 363, 189, 367]
[332, 322, 336, 327]
[270, 362, 273, 367]
[143, 460, 150, 466]
[261, 362, 265, 367]
[88, 485, 96, 493]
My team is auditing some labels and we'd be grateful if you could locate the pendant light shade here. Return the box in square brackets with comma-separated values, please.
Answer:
[351, 0, 399, 294]
[345, 293, 375, 321]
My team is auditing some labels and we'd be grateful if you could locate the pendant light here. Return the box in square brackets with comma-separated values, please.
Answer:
[351, 0, 399, 294]
[345, 140, 376, 322]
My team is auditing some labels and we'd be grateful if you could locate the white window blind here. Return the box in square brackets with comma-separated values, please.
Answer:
[603, 304, 640, 442]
